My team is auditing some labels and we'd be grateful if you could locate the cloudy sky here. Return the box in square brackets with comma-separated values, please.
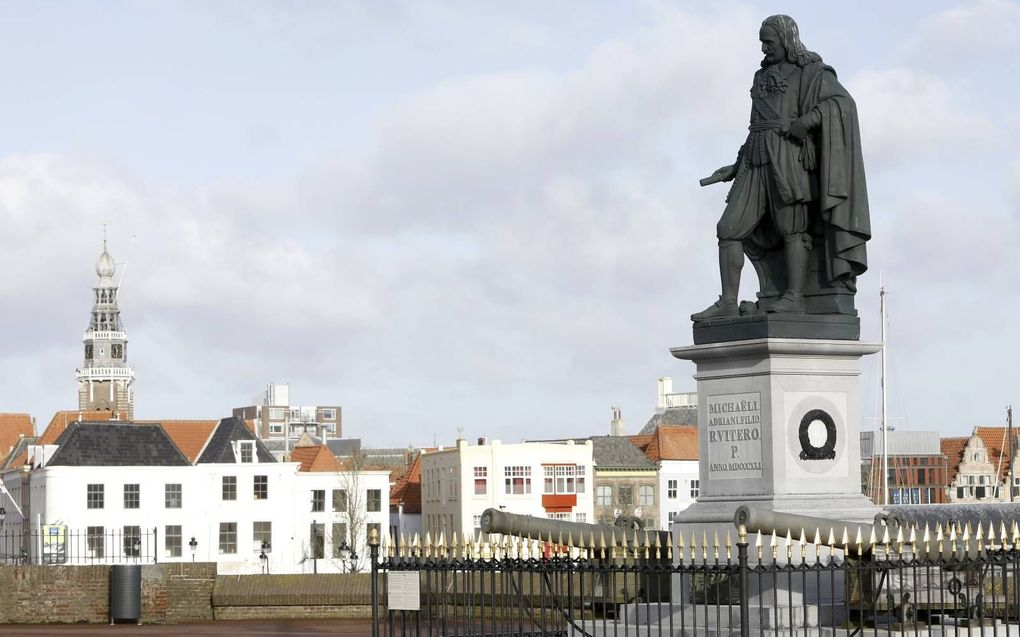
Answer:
[1, 1, 1018, 446]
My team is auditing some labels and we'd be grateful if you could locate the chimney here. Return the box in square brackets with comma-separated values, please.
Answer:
[477, 436, 487, 446]
[610, 407, 625, 436]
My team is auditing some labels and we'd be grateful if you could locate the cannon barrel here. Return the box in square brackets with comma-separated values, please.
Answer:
[883, 503, 1020, 534]
[735, 505, 888, 554]
[480, 508, 668, 549]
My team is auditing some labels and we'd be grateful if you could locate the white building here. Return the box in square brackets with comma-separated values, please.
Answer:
[630, 426, 700, 528]
[290, 444, 390, 573]
[420, 438, 594, 540]
[0, 418, 386, 574]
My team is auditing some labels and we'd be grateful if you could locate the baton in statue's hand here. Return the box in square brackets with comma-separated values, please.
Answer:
[700, 164, 736, 187]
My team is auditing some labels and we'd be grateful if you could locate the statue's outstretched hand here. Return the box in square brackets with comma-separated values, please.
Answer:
[699, 164, 737, 187]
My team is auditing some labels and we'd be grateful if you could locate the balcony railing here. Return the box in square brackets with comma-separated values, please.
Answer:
[75, 366, 135, 380]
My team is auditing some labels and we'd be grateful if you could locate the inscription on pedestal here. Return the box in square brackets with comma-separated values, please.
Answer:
[707, 392, 763, 479]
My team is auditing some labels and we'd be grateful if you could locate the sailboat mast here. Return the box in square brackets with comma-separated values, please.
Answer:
[1010, 405, 1015, 503]
[881, 286, 889, 506]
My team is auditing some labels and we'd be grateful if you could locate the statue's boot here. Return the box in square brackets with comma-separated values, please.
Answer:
[768, 236, 807, 314]
[691, 296, 739, 321]
[692, 240, 742, 321]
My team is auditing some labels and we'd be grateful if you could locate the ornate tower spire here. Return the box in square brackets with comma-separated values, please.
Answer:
[76, 230, 135, 419]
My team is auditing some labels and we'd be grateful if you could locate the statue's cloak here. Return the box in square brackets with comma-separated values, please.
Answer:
[800, 62, 870, 289]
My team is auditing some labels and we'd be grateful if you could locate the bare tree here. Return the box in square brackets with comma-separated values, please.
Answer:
[331, 449, 368, 573]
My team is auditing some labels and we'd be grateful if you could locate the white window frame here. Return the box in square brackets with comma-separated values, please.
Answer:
[504, 466, 532, 495]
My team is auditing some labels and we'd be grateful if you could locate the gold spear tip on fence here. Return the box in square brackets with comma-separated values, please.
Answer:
[826, 527, 836, 548]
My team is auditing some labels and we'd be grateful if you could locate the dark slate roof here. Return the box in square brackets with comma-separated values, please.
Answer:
[48, 422, 190, 467]
[196, 417, 276, 464]
[2, 435, 38, 470]
[325, 438, 362, 458]
[639, 407, 698, 434]
[590, 436, 656, 470]
[259, 437, 361, 457]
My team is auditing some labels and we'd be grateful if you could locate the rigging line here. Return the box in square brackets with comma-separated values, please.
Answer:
[116, 233, 137, 293]
[994, 427, 1007, 499]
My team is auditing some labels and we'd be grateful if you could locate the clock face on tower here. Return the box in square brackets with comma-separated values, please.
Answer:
[112, 344, 123, 359]
[85, 344, 93, 360]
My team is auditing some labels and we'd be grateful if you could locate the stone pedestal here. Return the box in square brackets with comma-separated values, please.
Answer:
[671, 337, 882, 526]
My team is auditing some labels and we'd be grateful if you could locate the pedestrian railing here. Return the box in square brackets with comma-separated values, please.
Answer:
[369, 522, 1020, 636]
[0, 527, 159, 565]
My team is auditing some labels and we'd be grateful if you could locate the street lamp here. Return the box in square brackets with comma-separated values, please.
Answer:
[338, 540, 358, 573]
[189, 537, 198, 562]
[259, 539, 270, 574]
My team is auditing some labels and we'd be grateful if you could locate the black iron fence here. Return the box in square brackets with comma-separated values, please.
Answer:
[369, 525, 1020, 636]
[0, 526, 159, 565]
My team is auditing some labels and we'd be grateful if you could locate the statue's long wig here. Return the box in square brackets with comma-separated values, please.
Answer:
[761, 15, 822, 67]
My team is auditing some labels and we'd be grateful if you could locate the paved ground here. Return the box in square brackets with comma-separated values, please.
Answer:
[0, 619, 376, 636]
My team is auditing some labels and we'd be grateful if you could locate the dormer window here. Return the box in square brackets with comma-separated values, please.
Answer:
[237, 441, 255, 463]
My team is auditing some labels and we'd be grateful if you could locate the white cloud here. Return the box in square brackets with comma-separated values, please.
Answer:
[911, 0, 1020, 59]
[2, 3, 1018, 445]
[849, 68, 995, 167]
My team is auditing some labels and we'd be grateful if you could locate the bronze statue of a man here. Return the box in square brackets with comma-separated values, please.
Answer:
[692, 15, 870, 321]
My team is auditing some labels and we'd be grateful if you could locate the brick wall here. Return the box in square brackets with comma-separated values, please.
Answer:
[0, 563, 215, 625]
[0, 565, 108, 623]
[212, 573, 374, 619]
[0, 565, 380, 624]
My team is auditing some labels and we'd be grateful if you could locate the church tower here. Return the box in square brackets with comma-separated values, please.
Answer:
[75, 235, 134, 418]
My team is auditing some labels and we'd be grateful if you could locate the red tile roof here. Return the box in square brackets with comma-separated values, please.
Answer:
[390, 452, 422, 514]
[940, 436, 968, 485]
[291, 445, 341, 472]
[138, 420, 219, 463]
[631, 425, 698, 463]
[0, 413, 34, 464]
